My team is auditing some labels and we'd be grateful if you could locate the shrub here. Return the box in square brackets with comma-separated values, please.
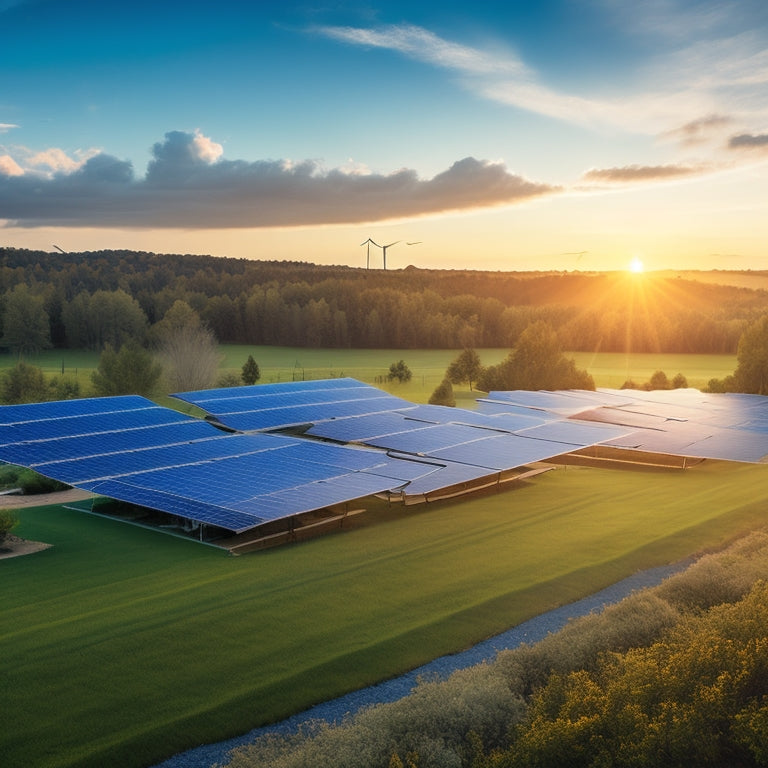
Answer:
[17, 469, 69, 495]
[388, 360, 413, 383]
[0, 508, 19, 543]
[429, 379, 456, 407]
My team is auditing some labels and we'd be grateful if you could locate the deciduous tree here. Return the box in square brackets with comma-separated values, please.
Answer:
[1, 284, 51, 355]
[1, 361, 49, 404]
[91, 343, 162, 396]
[388, 360, 412, 383]
[446, 348, 482, 391]
[160, 324, 221, 393]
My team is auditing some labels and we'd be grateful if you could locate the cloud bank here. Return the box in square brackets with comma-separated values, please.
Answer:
[0, 131, 558, 229]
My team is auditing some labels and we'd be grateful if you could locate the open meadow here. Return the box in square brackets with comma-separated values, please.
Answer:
[1, 346, 737, 403]
[3, 459, 768, 768]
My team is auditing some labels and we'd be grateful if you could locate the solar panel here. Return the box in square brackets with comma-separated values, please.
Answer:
[173, 379, 414, 431]
[426, 433, 571, 470]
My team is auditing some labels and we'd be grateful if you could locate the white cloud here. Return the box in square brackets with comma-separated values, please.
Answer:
[191, 130, 224, 163]
[0, 123, 19, 133]
[317, 24, 528, 77]
[0, 154, 24, 176]
[0, 130, 560, 229]
[315, 17, 768, 138]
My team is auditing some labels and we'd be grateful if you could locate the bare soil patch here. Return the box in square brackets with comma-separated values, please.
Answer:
[0, 533, 52, 560]
[0, 488, 94, 559]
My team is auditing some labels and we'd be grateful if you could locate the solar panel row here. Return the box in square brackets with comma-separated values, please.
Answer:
[5, 381, 768, 539]
[477, 387, 768, 463]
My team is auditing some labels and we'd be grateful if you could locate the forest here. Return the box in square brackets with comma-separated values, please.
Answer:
[1, 247, 766, 354]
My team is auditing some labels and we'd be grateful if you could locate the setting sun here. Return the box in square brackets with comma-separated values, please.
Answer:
[629, 256, 645, 273]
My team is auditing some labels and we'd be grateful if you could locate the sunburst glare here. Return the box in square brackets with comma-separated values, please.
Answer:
[629, 256, 645, 274]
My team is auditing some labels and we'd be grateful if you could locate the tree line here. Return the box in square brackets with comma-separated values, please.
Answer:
[1, 247, 765, 354]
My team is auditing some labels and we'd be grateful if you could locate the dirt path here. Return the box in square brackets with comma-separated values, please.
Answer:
[0, 488, 94, 509]
[0, 488, 95, 560]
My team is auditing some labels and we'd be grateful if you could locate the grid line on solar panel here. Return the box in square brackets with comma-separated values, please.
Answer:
[362, 424, 494, 454]
[81, 479, 261, 531]
[0, 421, 222, 466]
[174, 377, 372, 402]
[0, 395, 157, 425]
[32, 433, 306, 485]
[0, 406, 200, 443]
[207, 398, 409, 431]
[201, 388, 403, 416]
[423, 433, 570, 470]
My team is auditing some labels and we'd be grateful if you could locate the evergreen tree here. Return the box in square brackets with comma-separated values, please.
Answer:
[428, 378, 456, 406]
[241, 355, 261, 385]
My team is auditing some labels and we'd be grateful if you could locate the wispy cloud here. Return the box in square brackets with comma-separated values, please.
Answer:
[314, 13, 768, 137]
[582, 163, 706, 183]
[729, 133, 768, 150]
[0, 130, 559, 229]
[0, 123, 19, 133]
[659, 114, 734, 147]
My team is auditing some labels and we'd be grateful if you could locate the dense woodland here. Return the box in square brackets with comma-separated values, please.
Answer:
[2, 247, 766, 354]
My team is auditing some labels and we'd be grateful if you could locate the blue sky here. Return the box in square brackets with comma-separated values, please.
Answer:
[2, 0, 768, 271]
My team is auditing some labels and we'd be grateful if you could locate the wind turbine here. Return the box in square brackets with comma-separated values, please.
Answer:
[381, 241, 401, 270]
[381, 240, 422, 269]
[360, 238, 381, 269]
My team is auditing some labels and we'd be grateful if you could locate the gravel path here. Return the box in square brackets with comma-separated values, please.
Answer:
[154, 559, 689, 768]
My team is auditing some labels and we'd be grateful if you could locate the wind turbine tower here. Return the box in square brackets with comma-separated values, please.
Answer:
[360, 238, 381, 269]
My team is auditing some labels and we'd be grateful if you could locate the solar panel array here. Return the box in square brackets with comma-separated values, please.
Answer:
[478, 388, 768, 463]
[0, 394, 437, 532]
[5, 381, 768, 539]
[177, 380, 632, 497]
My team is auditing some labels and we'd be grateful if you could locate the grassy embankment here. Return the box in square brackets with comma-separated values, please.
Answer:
[0, 346, 737, 403]
[3, 459, 768, 768]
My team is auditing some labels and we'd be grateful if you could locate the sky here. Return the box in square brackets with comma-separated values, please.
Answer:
[1, 0, 767, 272]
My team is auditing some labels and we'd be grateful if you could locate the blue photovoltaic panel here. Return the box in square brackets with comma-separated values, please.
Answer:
[426, 433, 570, 470]
[514, 420, 632, 447]
[0, 421, 222, 467]
[0, 406, 198, 443]
[483, 390, 614, 415]
[28, 433, 298, 485]
[203, 397, 406, 432]
[364, 424, 493, 454]
[82, 479, 260, 531]
[173, 379, 413, 431]
[0, 395, 156, 425]
[176, 377, 366, 407]
[200, 386, 399, 414]
[307, 412, 424, 442]
[402, 462, 506, 496]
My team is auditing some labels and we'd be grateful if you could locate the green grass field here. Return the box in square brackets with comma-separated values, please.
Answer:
[1, 346, 737, 403]
[3, 459, 768, 768]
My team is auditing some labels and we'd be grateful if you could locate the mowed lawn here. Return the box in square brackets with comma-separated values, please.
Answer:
[1, 346, 736, 402]
[3, 460, 768, 768]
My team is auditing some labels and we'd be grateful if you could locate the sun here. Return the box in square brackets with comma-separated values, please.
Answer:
[629, 256, 645, 273]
